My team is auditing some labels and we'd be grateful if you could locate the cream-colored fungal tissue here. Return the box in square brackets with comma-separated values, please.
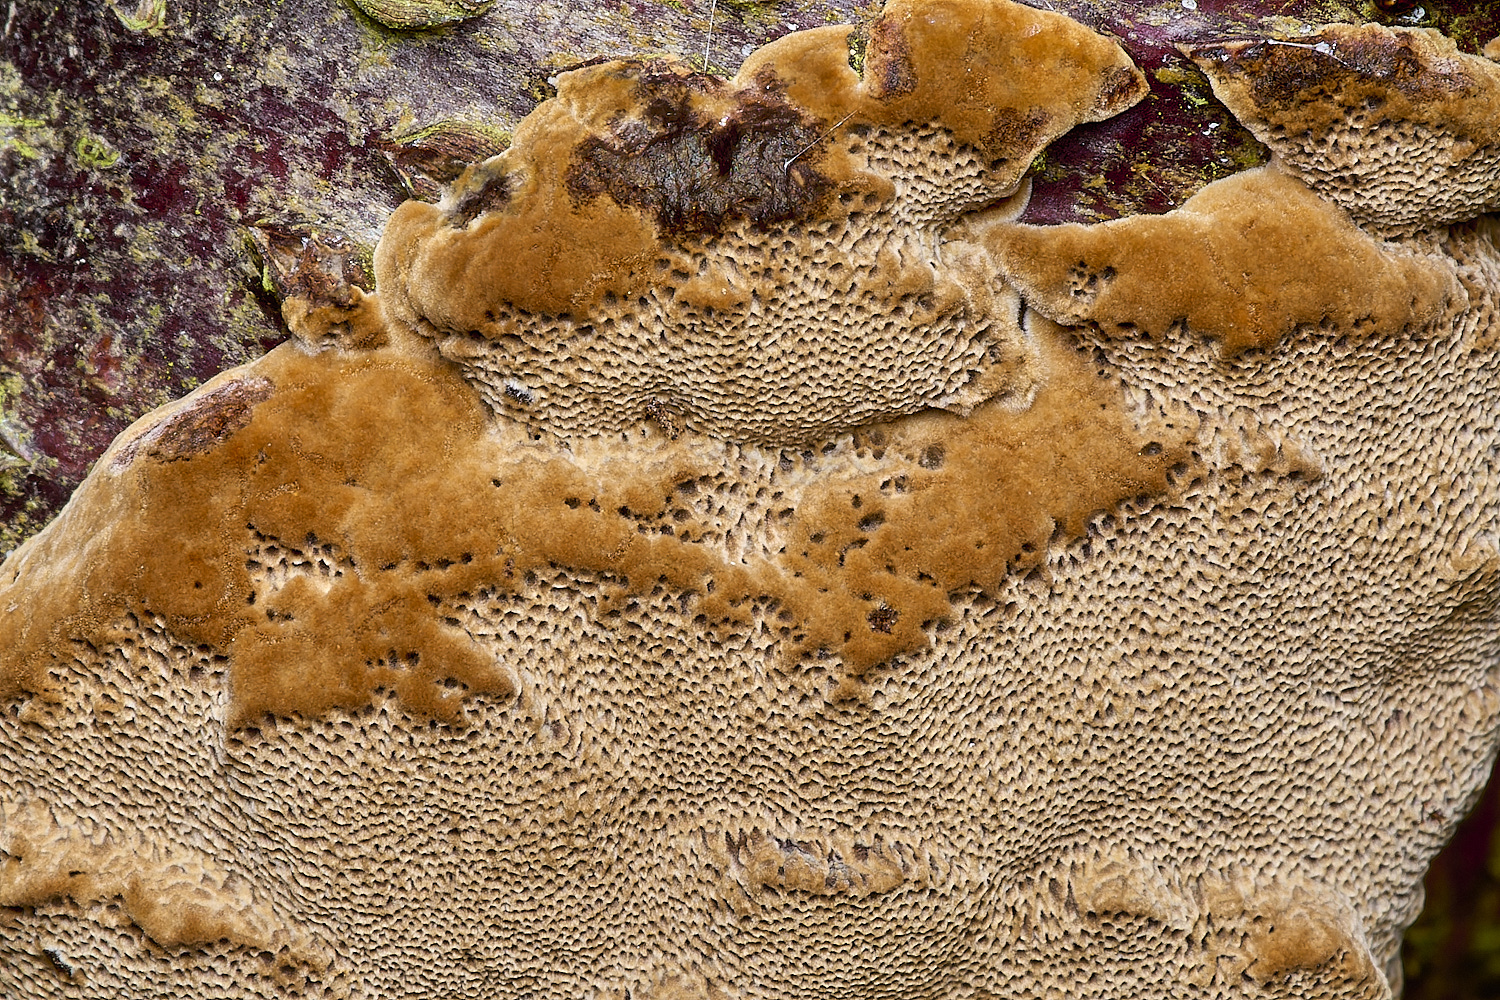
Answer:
[2, 1, 1498, 996]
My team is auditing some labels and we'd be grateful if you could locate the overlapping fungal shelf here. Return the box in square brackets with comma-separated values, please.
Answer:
[1, 1, 1497, 996]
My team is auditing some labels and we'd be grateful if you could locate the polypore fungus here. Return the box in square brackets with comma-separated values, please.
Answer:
[1, 1, 1497, 997]
[377, 0, 1145, 441]
[1185, 23, 1500, 233]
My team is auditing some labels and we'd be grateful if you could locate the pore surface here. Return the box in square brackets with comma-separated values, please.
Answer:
[1, 2, 1498, 999]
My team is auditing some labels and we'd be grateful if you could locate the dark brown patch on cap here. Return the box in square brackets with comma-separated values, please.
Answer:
[984, 109, 1047, 161]
[861, 15, 918, 99]
[565, 63, 835, 239]
[448, 171, 514, 228]
[1093, 65, 1152, 118]
[147, 378, 275, 462]
[114, 378, 275, 470]
[1190, 30, 1474, 110]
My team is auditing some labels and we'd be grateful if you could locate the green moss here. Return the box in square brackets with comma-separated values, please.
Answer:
[1435, 5, 1500, 54]
[394, 120, 509, 150]
[1154, 66, 1209, 107]
[109, 0, 168, 33]
[74, 132, 120, 169]
[0, 113, 45, 159]
[225, 286, 281, 346]
[0, 375, 37, 491]
[1, 135, 39, 159]
[1221, 127, 1270, 173]
[847, 28, 867, 76]
[346, 0, 496, 31]
[717, 0, 784, 27]
[0, 510, 41, 561]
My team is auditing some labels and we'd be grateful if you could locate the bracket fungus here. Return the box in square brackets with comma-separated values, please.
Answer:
[1, 0, 1498, 997]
